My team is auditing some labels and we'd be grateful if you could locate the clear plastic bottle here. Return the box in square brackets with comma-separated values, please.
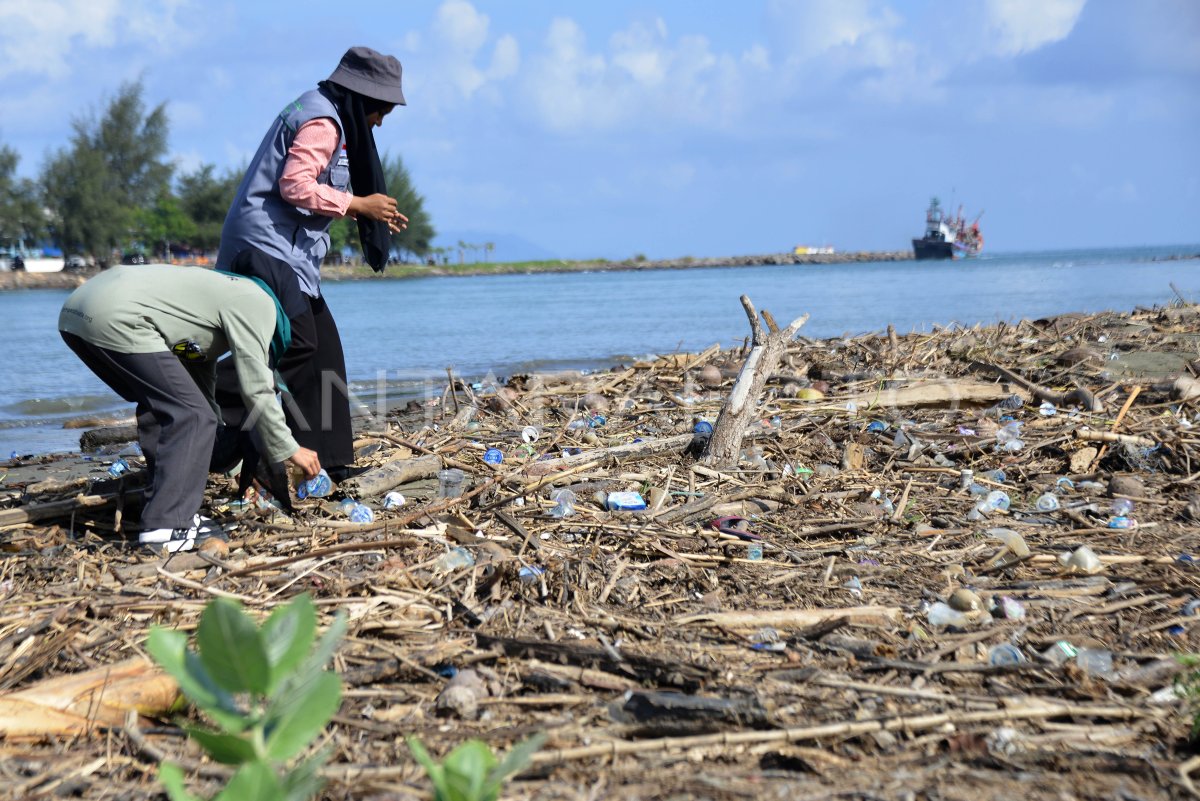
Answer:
[340, 498, 374, 523]
[107, 458, 129, 478]
[988, 643, 1025, 666]
[1075, 647, 1114, 677]
[1111, 498, 1134, 516]
[435, 547, 475, 572]
[297, 469, 332, 499]
[984, 490, 1011, 512]
[548, 488, 576, 518]
[1035, 492, 1060, 511]
[979, 469, 1006, 483]
[927, 601, 972, 628]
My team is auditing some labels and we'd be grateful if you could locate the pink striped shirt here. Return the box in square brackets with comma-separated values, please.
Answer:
[278, 118, 352, 217]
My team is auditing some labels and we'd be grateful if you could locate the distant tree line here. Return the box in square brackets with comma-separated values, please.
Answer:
[0, 80, 435, 268]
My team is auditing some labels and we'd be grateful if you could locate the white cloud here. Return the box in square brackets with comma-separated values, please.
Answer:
[0, 0, 194, 80]
[765, 0, 901, 63]
[414, 0, 520, 108]
[984, 0, 1086, 55]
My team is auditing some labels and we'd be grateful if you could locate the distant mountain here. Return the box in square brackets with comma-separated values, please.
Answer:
[431, 230, 560, 264]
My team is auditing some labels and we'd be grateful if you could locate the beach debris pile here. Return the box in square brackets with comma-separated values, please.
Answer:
[3, 299, 1200, 799]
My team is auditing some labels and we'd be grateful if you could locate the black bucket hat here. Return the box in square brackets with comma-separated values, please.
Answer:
[327, 46, 406, 106]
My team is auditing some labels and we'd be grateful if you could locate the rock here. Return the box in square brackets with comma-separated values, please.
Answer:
[948, 588, 984, 613]
[435, 668, 488, 720]
[697, 365, 723, 388]
[1057, 346, 1101, 366]
[1070, 447, 1098, 473]
[1108, 475, 1145, 498]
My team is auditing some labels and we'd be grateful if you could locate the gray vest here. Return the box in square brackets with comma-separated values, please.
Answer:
[217, 89, 349, 298]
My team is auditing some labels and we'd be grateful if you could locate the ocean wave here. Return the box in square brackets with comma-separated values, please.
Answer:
[0, 394, 126, 419]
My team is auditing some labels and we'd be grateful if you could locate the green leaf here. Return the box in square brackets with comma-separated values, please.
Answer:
[488, 733, 546, 785]
[407, 737, 447, 798]
[444, 740, 498, 801]
[214, 761, 284, 801]
[158, 762, 202, 801]
[281, 748, 330, 801]
[260, 595, 316, 694]
[184, 725, 257, 765]
[197, 598, 271, 696]
[263, 670, 342, 761]
[146, 627, 247, 733]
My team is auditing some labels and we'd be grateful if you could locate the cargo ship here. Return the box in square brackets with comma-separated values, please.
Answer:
[912, 197, 983, 260]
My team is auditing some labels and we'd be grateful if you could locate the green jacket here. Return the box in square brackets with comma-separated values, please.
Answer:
[59, 264, 298, 463]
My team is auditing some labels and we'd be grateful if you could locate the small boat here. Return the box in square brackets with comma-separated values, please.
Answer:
[0, 242, 65, 273]
[912, 197, 983, 260]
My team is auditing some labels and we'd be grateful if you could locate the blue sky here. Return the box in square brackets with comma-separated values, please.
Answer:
[0, 0, 1197, 260]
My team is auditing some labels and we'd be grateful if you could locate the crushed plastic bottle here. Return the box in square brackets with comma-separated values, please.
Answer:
[1061, 545, 1102, 573]
[1038, 401, 1057, 416]
[1035, 492, 1060, 512]
[107, 458, 129, 478]
[988, 643, 1025, 666]
[548, 488, 577, 518]
[979, 469, 1006, 483]
[297, 469, 333, 499]
[383, 491, 406, 509]
[1111, 498, 1134, 516]
[1075, 647, 1114, 677]
[842, 576, 863, 599]
[1107, 515, 1136, 529]
[518, 565, 545, 584]
[435, 547, 475, 572]
[340, 498, 374, 523]
[926, 602, 972, 628]
[984, 490, 1011, 512]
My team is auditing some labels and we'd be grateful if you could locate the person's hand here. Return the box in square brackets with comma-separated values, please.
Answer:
[348, 193, 398, 222]
[387, 211, 409, 234]
[287, 446, 321, 479]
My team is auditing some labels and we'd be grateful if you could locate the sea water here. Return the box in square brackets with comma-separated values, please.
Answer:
[1, 244, 1196, 455]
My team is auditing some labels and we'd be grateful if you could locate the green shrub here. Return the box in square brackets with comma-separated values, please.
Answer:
[408, 733, 545, 801]
[146, 594, 347, 801]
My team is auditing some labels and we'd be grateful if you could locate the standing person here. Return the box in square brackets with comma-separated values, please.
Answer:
[59, 265, 321, 553]
[215, 46, 409, 482]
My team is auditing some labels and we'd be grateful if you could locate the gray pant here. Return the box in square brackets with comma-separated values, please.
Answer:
[61, 333, 216, 530]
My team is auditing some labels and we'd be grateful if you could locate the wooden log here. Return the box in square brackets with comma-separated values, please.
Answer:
[0, 490, 141, 529]
[844, 379, 1029, 410]
[524, 434, 694, 477]
[338, 454, 442, 497]
[79, 424, 138, 451]
[702, 296, 807, 466]
[675, 606, 903, 629]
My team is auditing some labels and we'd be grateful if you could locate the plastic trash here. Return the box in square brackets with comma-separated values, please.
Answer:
[842, 576, 863, 598]
[435, 547, 475, 572]
[1107, 515, 1136, 529]
[1061, 545, 1102, 573]
[438, 468, 466, 498]
[1041, 640, 1078, 666]
[996, 422, 1023, 444]
[746, 541, 764, 561]
[606, 491, 648, 511]
[518, 565, 545, 584]
[383, 491, 406, 509]
[1056, 476, 1076, 490]
[1038, 401, 1057, 416]
[984, 490, 1011, 512]
[520, 425, 541, 443]
[989, 644, 1025, 666]
[483, 447, 504, 465]
[1111, 498, 1134, 516]
[589, 415, 606, 428]
[926, 602, 972, 628]
[979, 469, 1006, 483]
[995, 596, 1026, 620]
[297, 469, 333, 499]
[693, 420, 714, 435]
[340, 499, 374, 523]
[107, 458, 129, 478]
[548, 488, 576, 518]
[1185, 599, 1200, 616]
[866, 420, 888, 433]
[1035, 492, 1060, 511]
[989, 528, 1031, 558]
[750, 626, 785, 651]
[959, 469, 974, 489]
[1075, 647, 1114, 677]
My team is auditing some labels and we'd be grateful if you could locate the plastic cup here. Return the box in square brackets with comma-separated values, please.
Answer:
[438, 468, 466, 498]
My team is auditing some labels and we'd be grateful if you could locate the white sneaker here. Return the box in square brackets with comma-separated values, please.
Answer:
[139, 514, 226, 553]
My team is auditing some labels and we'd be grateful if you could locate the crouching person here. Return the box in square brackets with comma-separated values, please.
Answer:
[58, 264, 321, 552]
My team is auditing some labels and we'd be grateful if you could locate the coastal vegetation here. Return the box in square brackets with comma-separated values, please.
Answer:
[0, 80, 435, 267]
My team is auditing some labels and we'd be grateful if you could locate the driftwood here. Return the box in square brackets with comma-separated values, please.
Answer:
[674, 606, 904, 629]
[79, 424, 139, 451]
[970, 361, 1103, 411]
[339, 454, 442, 496]
[702, 296, 808, 465]
[0, 658, 177, 737]
[844, 379, 1030, 410]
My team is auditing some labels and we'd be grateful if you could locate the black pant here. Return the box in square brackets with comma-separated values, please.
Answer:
[215, 249, 354, 467]
[62, 332, 216, 530]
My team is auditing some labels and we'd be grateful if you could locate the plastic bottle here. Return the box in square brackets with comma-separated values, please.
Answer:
[988, 644, 1025, 666]
[435, 547, 475, 572]
[1107, 515, 1136, 529]
[297, 469, 333, 499]
[1075, 647, 1114, 677]
[1035, 492, 1060, 512]
[1111, 498, 1134, 516]
[548, 488, 576, 518]
[926, 602, 972, 628]
[979, 469, 1006, 483]
[520, 425, 541, 443]
[383, 491, 406, 509]
[984, 490, 1011, 512]
[340, 498, 374, 523]
[518, 565, 545, 584]
[107, 458, 129, 478]
[1041, 640, 1077, 666]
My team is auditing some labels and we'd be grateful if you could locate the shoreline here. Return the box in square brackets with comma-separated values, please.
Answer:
[0, 249, 912, 292]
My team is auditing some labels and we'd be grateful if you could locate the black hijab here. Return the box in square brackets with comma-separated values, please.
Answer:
[318, 80, 391, 272]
